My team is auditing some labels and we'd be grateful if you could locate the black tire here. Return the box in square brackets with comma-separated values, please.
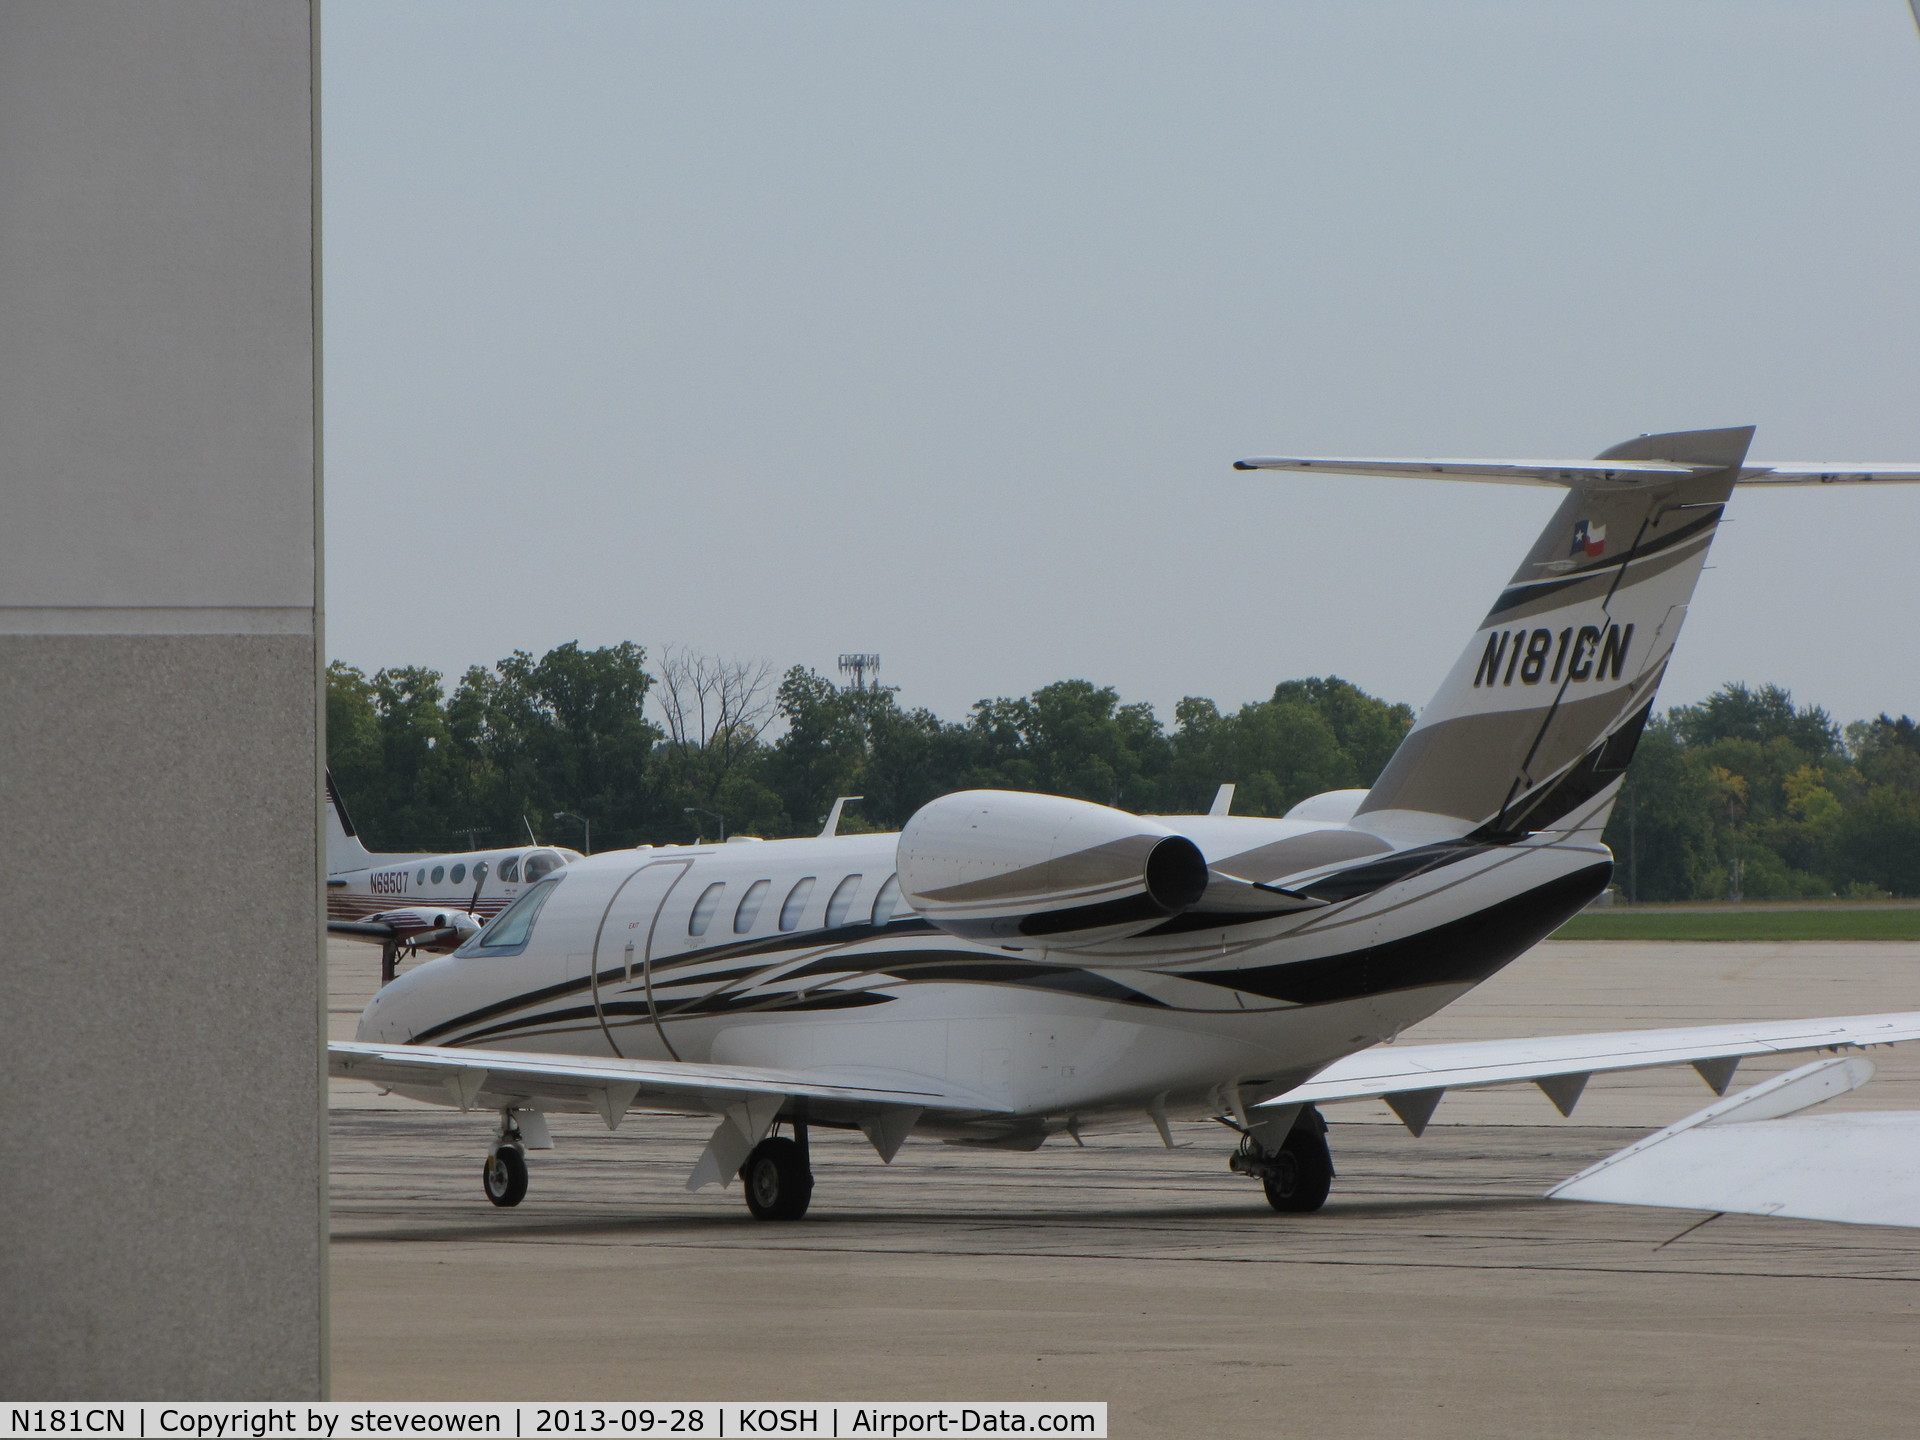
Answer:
[741, 1136, 814, 1221]
[1262, 1125, 1333, 1214]
[483, 1145, 529, 1207]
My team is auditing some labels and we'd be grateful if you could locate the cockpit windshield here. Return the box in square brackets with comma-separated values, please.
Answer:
[462, 875, 562, 956]
[523, 849, 565, 883]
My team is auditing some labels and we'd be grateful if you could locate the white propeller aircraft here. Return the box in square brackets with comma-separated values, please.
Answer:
[326, 774, 581, 982]
[331, 427, 1920, 1222]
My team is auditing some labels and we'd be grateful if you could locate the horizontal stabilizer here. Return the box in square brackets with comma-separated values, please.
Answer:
[1234, 455, 1920, 489]
[1233, 456, 1709, 487]
[1731, 464, 1920, 486]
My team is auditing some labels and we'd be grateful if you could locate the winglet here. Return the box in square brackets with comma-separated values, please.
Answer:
[819, 796, 864, 838]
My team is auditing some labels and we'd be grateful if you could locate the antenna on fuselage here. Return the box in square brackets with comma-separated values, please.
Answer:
[1209, 783, 1236, 817]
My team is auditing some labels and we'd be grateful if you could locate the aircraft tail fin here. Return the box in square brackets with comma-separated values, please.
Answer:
[326, 770, 376, 876]
[1310, 427, 1753, 841]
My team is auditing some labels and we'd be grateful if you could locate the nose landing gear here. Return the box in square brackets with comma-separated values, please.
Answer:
[1228, 1105, 1334, 1213]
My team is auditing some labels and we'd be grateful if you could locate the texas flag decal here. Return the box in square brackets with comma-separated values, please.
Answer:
[1570, 519, 1607, 558]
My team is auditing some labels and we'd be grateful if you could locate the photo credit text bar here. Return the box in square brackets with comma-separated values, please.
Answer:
[0, 1403, 1106, 1440]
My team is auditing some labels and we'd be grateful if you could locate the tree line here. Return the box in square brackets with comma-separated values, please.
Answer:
[327, 643, 1920, 899]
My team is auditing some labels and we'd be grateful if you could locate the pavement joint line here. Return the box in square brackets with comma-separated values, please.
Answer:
[329, 1230, 1920, 1283]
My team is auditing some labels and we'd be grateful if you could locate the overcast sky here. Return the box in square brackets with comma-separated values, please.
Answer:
[322, 1, 1920, 731]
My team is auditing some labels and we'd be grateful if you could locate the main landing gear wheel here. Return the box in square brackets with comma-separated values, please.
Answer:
[1262, 1120, 1334, 1214]
[741, 1135, 814, 1221]
[483, 1145, 529, 1207]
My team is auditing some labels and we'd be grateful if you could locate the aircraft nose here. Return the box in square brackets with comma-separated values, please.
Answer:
[355, 984, 408, 1044]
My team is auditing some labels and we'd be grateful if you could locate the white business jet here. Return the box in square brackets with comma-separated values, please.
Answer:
[326, 774, 581, 981]
[331, 428, 1920, 1222]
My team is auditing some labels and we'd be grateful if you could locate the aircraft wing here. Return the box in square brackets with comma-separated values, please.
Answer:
[1259, 1011, 1920, 1134]
[328, 919, 398, 940]
[1547, 1056, 1920, 1229]
[329, 1039, 1012, 1187]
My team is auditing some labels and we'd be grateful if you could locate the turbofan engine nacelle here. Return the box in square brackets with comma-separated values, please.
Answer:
[896, 790, 1208, 952]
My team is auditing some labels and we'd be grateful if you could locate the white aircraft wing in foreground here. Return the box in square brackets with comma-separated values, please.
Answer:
[1548, 1056, 1920, 1230]
[1256, 1011, 1920, 1135]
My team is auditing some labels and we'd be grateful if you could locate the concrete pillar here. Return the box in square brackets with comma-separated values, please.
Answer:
[0, 2, 325, 1397]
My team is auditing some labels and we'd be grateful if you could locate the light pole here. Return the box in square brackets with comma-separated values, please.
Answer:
[684, 806, 725, 842]
[552, 810, 591, 855]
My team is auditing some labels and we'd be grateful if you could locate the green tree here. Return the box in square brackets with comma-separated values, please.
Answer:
[325, 662, 383, 823]
[761, 668, 967, 833]
[1166, 676, 1413, 817]
[1849, 715, 1920, 795]
[367, 666, 463, 847]
[327, 647, 1920, 899]
[650, 649, 783, 840]
[1670, 682, 1839, 758]
[967, 680, 1171, 810]
[1836, 787, 1920, 896]
[453, 642, 664, 850]
[1604, 720, 1724, 901]
[1270, 677, 1414, 782]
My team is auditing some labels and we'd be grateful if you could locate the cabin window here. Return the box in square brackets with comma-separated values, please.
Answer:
[464, 875, 561, 954]
[524, 850, 563, 883]
[734, 878, 771, 934]
[780, 877, 816, 931]
[824, 874, 862, 928]
[416, 868, 427, 885]
[499, 856, 520, 883]
[450, 862, 466, 884]
[471, 860, 489, 884]
[431, 864, 445, 884]
[689, 882, 725, 936]
[871, 873, 902, 926]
